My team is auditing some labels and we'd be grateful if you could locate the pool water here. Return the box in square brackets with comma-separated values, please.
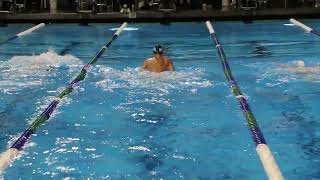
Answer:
[0, 20, 320, 179]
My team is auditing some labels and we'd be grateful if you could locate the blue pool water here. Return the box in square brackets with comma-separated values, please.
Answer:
[0, 20, 320, 179]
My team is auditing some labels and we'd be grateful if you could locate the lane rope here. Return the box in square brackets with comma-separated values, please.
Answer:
[0, 23, 45, 46]
[290, 18, 320, 36]
[205, 21, 284, 180]
[0, 22, 128, 174]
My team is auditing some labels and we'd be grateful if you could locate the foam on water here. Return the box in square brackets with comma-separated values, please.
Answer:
[0, 50, 81, 93]
[252, 61, 320, 86]
[95, 66, 212, 94]
[94, 66, 213, 115]
[128, 146, 151, 152]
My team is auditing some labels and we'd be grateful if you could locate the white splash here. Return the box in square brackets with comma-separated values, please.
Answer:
[55, 137, 81, 145]
[56, 166, 75, 173]
[85, 148, 96, 152]
[0, 50, 81, 92]
[95, 66, 212, 94]
[172, 155, 187, 160]
[128, 146, 151, 152]
[95, 66, 212, 110]
[255, 60, 320, 86]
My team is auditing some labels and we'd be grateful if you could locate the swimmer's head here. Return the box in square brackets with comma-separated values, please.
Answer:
[153, 45, 163, 54]
[294, 60, 305, 67]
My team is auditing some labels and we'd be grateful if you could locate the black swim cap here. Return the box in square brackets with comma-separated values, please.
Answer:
[153, 45, 163, 54]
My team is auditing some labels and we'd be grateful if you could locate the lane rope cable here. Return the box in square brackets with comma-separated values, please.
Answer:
[0, 22, 128, 174]
[205, 21, 284, 180]
[0, 23, 45, 46]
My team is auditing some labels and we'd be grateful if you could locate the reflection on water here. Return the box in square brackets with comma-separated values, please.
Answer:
[303, 137, 320, 156]
[139, 154, 162, 171]
[59, 42, 81, 56]
[250, 40, 272, 58]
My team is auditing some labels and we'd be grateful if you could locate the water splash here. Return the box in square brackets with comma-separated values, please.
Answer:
[95, 67, 212, 94]
[128, 146, 151, 152]
[254, 61, 320, 86]
[0, 50, 81, 93]
[95, 66, 212, 113]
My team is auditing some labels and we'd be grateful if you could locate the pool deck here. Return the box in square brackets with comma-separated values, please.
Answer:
[0, 7, 320, 23]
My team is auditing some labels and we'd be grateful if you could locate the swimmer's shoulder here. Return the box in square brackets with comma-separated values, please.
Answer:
[164, 57, 173, 64]
[143, 57, 154, 66]
[146, 57, 155, 62]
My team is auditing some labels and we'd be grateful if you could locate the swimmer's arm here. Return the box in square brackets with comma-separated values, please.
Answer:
[140, 60, 148, 71]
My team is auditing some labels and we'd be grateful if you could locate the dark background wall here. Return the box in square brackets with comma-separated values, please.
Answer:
[268, 0, 299, 8]
[58, 0, 77, 12]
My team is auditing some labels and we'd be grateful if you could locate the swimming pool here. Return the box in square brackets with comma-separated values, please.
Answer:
[0, 20, 320, 179]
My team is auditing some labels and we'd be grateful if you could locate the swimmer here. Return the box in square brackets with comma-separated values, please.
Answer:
[141, 45, 175, 73]
[278, 60, 320, 74]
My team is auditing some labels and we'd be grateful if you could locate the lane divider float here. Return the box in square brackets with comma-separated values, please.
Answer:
[0, 23, 45, 46]
[205, 21, 284, 180]
[290, 18, 320, 36]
